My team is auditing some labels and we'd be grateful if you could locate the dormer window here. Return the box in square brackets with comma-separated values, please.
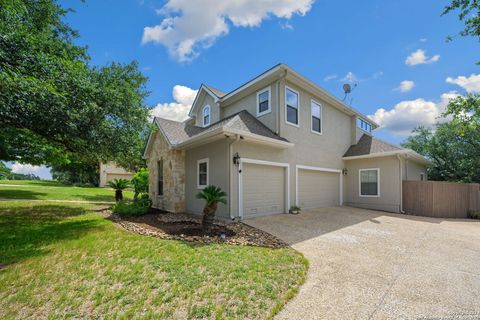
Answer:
[256, 87, 271, 116]
[202, 105, 211, 127]
[357, 118, 372, 133]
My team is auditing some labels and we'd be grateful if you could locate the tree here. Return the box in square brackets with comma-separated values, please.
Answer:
[402, 94, 480, 183]
[443, 0, 480, 42]
[107, 179, 130, 202]
[195, 185, 227, 231]
[0, 0, 149, 170]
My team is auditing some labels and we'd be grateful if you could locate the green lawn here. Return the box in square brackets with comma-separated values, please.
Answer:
[0, 180, 133, 202]
[0, 186, 307, 319]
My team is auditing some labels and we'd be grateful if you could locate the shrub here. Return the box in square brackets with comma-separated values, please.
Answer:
[111, 200, 149, 217]
[467, 210, 480, 220]
[131, 168, 149, 199]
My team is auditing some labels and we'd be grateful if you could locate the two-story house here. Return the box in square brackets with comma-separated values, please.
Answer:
[143, 64, 429, 220]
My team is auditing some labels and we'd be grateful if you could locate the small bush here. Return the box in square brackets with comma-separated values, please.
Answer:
[467, 210, 480, 220]
[112, 200, 149, 217]
[136, 193, 152, 207]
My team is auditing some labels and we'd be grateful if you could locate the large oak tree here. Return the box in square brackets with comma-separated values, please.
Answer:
[0, 0, 150, 173]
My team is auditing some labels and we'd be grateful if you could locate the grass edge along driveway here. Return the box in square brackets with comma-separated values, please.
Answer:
[0, 200, 308, 319]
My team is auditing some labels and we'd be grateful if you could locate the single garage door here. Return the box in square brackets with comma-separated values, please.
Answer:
[298, 169, 340, 209]
[243, 163, 286, 218]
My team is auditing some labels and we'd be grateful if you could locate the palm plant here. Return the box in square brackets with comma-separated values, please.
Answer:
[107, 178, 130, 202]
[195, 185, 227, 231]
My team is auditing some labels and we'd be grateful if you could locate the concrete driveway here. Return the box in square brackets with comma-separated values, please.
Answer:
[245, 206, 480, 320]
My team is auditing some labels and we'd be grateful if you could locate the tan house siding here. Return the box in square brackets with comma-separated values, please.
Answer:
[344, 156, 401, 213]
[195, 94, 218, 126]
[146, 131, 186, 213]
[279, 80, 353, 169]
[185, 139, 230, 219]
[222, 82, 278, 133]
[405, 159, 427, 181]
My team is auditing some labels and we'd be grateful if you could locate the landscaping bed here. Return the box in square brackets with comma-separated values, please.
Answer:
[109, 211, 288, 248]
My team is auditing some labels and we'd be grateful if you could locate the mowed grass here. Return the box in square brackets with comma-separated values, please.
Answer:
[0, 200, 307, 319]
[0, 180, 133, 202]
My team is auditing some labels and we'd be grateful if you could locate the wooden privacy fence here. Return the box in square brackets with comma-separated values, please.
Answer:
[403, 181, 480, 219]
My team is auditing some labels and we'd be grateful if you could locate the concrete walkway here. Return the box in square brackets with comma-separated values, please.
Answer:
[246, 207, 480, 320]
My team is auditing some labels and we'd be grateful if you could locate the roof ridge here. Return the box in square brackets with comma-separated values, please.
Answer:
[372, 135, 404, 150]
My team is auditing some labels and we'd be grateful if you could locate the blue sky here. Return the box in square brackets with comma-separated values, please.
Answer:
[13, 0, 480, 179]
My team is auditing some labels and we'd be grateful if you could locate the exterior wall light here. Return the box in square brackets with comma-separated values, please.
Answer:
[342, 168, 348, 175]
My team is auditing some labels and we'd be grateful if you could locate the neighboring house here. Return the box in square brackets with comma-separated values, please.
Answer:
[99, 161, 134, 187]
[143, 64, 429, 220]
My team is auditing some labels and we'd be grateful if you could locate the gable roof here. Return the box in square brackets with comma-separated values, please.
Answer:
[203, 84, 226, 98]
[343, 134, 430, 164]
[343, 134, 403, 157]
[154, 110, 290, 149]
[187, 64, 379, 129]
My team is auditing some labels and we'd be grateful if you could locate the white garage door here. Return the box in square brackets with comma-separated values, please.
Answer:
[243, 163, 285, 218]
[298, 169, 340, 209]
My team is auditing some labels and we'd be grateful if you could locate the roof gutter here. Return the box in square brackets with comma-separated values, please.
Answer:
[343, 150, 430, 164]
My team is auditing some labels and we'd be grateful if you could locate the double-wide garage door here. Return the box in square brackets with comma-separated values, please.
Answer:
[297, 169, 340, 209]
[242, 163, 286, 218]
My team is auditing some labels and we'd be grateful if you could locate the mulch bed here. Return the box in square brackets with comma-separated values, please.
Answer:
[105, 211, 288, 248]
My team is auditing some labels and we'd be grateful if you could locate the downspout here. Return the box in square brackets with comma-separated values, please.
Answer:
[397, 154, 405, 213]
[228, 134, 241, 220]
[276, 69, 288, 135]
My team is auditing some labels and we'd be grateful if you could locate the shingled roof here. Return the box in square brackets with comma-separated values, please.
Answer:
[204, 84, 226, 98]
[343, 134, 404, 157]
[155, 110, 289, 147]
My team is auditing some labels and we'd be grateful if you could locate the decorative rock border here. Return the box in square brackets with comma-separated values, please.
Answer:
[106, 211, 288, 249]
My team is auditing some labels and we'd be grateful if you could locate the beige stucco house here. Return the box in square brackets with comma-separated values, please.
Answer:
[143, 64, 429, 220]
[99, 161, 134, 187]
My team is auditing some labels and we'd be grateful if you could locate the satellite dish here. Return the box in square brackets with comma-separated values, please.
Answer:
[343, 83, 351, 94]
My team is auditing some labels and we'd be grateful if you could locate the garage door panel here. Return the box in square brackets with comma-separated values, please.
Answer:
[298, 169, 339, 209]
[243, 163, 285, 218]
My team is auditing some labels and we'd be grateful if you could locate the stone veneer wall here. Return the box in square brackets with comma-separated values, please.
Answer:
[147, 131, 186, 213]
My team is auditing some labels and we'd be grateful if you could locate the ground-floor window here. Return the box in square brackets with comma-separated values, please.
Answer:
[197, 158, 209, 189]
[359, 168, 379, 197]
[158, 159, 163, 196]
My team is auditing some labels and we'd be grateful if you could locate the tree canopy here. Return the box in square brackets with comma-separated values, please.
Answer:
[443, 1, 480, 40]
[0, 0, 150, 173]
[402, 94, 480, 183]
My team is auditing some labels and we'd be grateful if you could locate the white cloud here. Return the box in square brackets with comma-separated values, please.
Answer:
[446, 73, 480, 93]
[340, 71, 357, 83]
[142, 0, 314, 61]
[397, 80, 415, 92]
[10, 163, 52, 179]
[150, 85, 198, 121]
[368, 92, 459, 136]
[324, 74, 338, 82]
[405, 49, 440, 66]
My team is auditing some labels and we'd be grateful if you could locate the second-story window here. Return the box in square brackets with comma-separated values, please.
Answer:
[257, 88, 271, 116]
[311, 100, 322, 134]
[202, 105, 211, 127]
[286, 87, 299, 126]
[357, 118, 372, 132]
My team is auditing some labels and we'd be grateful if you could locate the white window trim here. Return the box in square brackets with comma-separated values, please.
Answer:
[256, 87, 271, 117]
[197, 158, 209, 189]
[285, 86, 300, 127]
[359, 168, 380, 197]
[202, 105, 211, 127]
[357, 118, 372, 133]
[310, 99, 323, 135]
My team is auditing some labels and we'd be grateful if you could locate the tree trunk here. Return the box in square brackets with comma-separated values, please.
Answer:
[202, 202, 217, 232]
[115, 190, 123, 202]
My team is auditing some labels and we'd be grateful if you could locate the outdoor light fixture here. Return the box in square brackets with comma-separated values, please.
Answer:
[342, 168, 348, 175]
[233, 152, 241, 167]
